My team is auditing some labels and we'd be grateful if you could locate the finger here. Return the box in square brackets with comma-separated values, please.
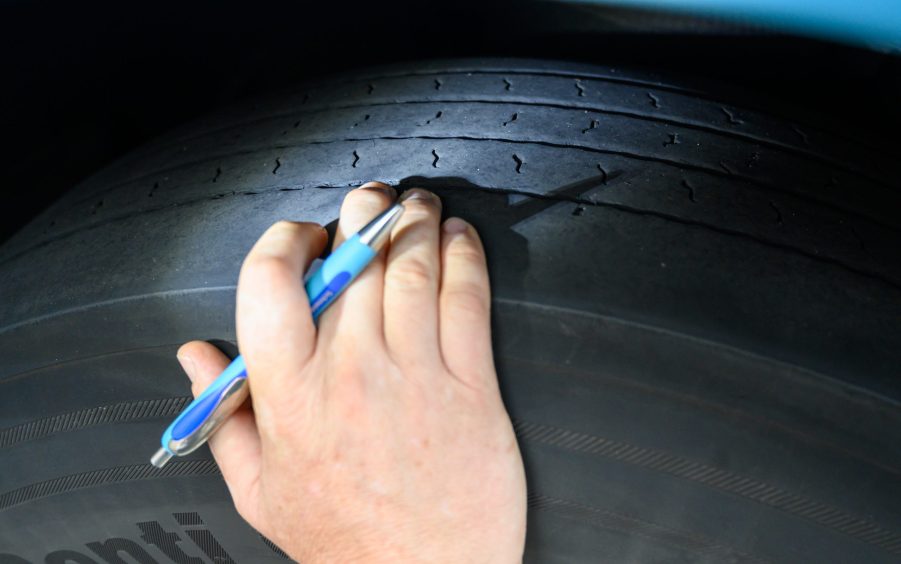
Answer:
[317, 182, 395, 342]
[177, 341, 263, 524]
[383, 189, 442, 368]
[237, 221, 328, 413]
[438, 218, 495, 386]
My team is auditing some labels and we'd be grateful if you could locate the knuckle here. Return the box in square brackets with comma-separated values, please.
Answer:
[239, 256, 295, 297]
[400, 198, 440, 220]
[264, 220, 305, 244]
[445, 283, 490, 318]
[243, 254, 293, 283]
[256, 401, 295, 442]
[270, 219, 298, 232]
[262, 416, 294, 442]
[446, 241, 485, 265]
[231, 496, 252, 523]
[387, 258, 436, 291]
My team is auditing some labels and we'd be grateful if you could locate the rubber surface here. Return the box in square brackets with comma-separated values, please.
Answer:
[1, 59, 900, 562]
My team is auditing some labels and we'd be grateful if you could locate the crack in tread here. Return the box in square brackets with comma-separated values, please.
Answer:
[681, 179, 697, 203]
[596, 163, 608, 185]
[663, 133, 681, 147]
[849, 226, 868, 253]
[424, 111, 441, 125]
[792, 124, 810, 145]
[770, 201, 784, 225]
[721, 107, 744, 125]
[574, 79, 586, 97]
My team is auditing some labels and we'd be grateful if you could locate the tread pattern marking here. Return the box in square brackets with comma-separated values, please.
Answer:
[0, 397, 191, 449]
[1, 409, 896, 556]
[0, 459, 220, 512]
[514, 420, 901, 555]
[260, 535, 291, 560]
[528, 493, 765, 563]
[172, 511, 204, 526]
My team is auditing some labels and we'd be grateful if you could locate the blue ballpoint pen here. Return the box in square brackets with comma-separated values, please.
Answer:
[150, 202, 405, 468]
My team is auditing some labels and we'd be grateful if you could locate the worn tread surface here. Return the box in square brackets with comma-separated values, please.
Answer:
[1, 59, 900, 562]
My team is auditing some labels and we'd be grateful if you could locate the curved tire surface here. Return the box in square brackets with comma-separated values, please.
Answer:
[1, 59, 900, 563]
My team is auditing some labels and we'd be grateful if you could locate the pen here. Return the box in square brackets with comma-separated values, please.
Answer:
[150, 202, 405, 468]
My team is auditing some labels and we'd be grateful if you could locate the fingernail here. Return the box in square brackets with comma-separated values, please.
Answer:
[358, 182, 396, 197]
[177, 354, 197, 383]
[443, 217, 469, 235]
[400, 189, 438, 203]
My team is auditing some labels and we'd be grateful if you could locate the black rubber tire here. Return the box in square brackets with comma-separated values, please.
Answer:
[2, 59, 901, 563]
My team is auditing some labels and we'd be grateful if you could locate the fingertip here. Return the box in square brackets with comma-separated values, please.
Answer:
[177, 341, 232, 395]
[359, 181, 397, 199]
[260, 221, 327, 254]
[241, 221, 329, 289]
[441, 217, 486, 260]
[442, 216, 470, 235]
[238, 219, 326, 397]
[439, 217, 493, 383]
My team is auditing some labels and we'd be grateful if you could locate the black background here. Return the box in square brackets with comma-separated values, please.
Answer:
[1, 0, 899, 243]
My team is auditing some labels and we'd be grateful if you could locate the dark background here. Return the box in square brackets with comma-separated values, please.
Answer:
[2, 0, 899, 243]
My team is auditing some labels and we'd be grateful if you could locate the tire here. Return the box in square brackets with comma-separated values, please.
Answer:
[2, 59, 900, 563]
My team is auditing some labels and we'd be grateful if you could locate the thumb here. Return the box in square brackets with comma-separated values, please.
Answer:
[177, 340, 264, 526]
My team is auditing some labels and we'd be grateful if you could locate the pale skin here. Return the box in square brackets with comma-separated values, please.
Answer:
[176, 183, 527, 563]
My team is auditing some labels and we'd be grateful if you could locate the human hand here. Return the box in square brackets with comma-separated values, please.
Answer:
[176, 183, 527, 563]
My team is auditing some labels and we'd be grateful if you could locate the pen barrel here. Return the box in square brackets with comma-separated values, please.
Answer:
[161, 355, 248, 455]
[304, 234, 376, 320]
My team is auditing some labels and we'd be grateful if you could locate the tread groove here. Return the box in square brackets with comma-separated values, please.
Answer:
[65, 97, 893, 210]
[3, 140, 897, 292]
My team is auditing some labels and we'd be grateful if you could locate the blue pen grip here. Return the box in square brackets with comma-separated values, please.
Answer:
[164, 355, 247, 444]
[304, 234, 376, 320]
[157, 233, 377, 459]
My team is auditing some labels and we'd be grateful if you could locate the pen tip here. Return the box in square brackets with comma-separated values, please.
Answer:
[150, 448, 174, 468]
